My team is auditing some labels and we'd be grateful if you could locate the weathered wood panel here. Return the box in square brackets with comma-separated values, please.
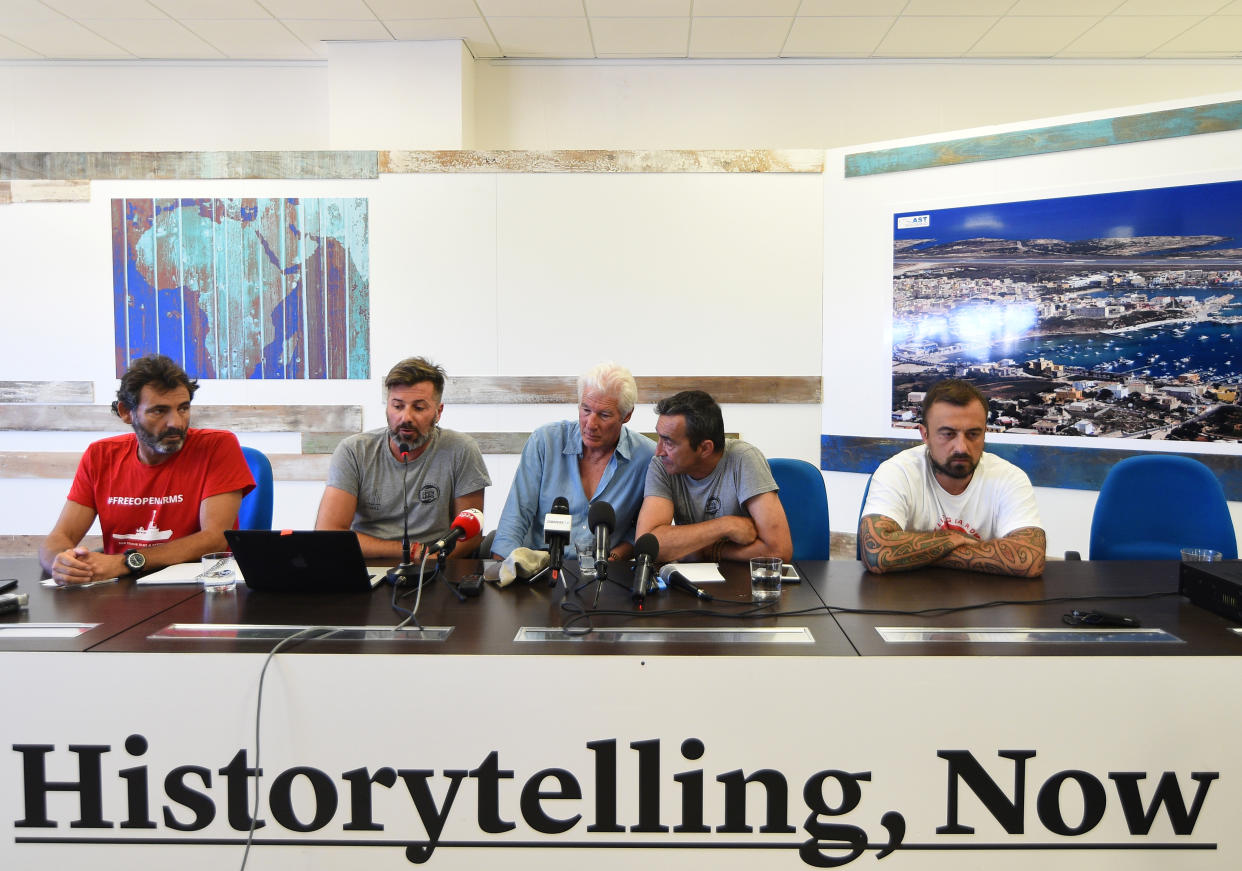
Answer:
[0, 180, 90, 203]
[0, 381, 92, 403]
[0, 534, 100, 556]
[0, 152, 379, 180]
[821, 433, 1242, 500]
[382, 149, 825, 174]
[845, 98, 1242, 177]
[0, 405, 363, 433]
[444, 375, 821, 404]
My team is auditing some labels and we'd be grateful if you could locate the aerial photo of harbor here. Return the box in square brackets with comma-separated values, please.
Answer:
[891, 178, 1242, 442]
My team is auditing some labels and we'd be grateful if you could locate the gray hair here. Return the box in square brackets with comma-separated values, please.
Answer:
[577, 361, 637, 417]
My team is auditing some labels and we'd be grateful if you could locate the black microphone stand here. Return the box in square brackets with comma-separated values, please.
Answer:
[386, 442, 423, 586]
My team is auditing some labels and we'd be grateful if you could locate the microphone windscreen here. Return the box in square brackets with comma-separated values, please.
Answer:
[454, 508, 483, 538]
[551, 496, 570, 514]
[398, 442, 412, 455]
[588, 500, 615, 531]
[635, 532, 660, 561]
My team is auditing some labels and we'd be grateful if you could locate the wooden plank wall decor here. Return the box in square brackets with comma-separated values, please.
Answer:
[0, 180, 90, 204]
[844, 98, 1242, 177]
[382, 149, 825, 174]
[0, 404, 363, 433]
[821, 433, 1242, 501]
[0, 381, 92, 403]
[111, 197, 370, 380]
[0, 151, 378, 180]
[445, 375, 821, 405]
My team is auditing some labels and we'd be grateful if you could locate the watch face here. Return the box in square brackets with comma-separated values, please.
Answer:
[126, 550, 146, 570]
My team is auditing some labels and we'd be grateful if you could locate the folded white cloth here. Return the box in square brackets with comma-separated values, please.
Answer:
[497, 547, 549, 587]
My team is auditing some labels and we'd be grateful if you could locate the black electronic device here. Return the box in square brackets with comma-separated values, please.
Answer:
[1180, 559, 1242, 623]
[0, 578, 17, 594]
[458, 573, 484, 597]
[225, 529, 382, 594]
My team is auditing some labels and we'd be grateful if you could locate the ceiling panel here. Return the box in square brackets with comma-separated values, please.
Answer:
[178, 18, 317, 58]
[283, 18, 394, 54]
[369, 0, 480, 17]
[0, 18, 131, 58]
[592, 17, 689, 56]
[586, 0, 691, 16]
[259, 0, 378, 18]
[689, 16, 793, 58]
[151, 0, 272, 19]
[487, 16, 594, 57]
[1058, 14, 1202, 56]
[874, 15, 998, 57]
[798, 0, 907, 14]
[694, 0, 800, 15]
[966, 15, 1101, 56]
[386, 17, 500, 56]
[1152, 14, 1242, 52]
[85, 18, 226, 58]
[783, 16, 894, 57]
[44, 0, 168, 18]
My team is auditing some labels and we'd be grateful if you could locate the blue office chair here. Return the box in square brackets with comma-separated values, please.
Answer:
[1089, 455, 1237, 560]
[238, 446, 274, 531]
[768, 458, 831, 561]
[855, 472, 874, 561]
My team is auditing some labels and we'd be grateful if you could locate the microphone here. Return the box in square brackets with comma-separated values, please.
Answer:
[631, 533, 659, 609]
[588, 500, 615, 581]
[659, 564, 714, 601]
[543, 496, 572, 582]
[427, 508, 484, 556]
[386, 441, 416, 584]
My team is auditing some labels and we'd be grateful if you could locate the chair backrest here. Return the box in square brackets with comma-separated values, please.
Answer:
[1089, 454, 1237, 560]
[855, 472, 875, 561]
[768, 458, 831, 561]
[238, 446, 275, 531]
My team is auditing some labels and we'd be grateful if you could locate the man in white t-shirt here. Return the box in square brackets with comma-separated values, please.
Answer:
[859, 379, 1045, 577]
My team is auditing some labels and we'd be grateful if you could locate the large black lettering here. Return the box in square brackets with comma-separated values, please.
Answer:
[629, 739, 668, 833]
[1109, 771, 1219, 835]
[587, 738, 624, 833]
[716, 768, 796, 834]
[119, 734, 155, 829]
[398, 767, 467, 864]
[13, 743, 111, 829]
[1036, 770, 1106, 836]
[673, 738, 709, 834]
[163, 766, 215, 831]
[218, 749, 264, 831]
[937, 749, 1036, 835]
[469, 751, 515, 833]
[800, 769, 871, 868]
[268, 766, 338, 832]
[519, 768, 582, 834]
[343, 766, 397, 831]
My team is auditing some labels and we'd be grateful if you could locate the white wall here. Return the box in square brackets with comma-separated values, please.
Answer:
[822, 93, 1242, 557]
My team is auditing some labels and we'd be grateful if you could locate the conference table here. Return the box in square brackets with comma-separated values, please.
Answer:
[3, 556, 1240, 870]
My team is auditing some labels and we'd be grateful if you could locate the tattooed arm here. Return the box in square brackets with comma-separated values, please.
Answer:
[859, 515, 1045, 577]
[937, 526, 1046, 577]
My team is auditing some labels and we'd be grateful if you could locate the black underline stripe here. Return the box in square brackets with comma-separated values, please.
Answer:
[14, 837, 1218, 851]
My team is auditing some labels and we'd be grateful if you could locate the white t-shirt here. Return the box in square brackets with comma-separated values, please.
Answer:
[862, 445, 1042, 541]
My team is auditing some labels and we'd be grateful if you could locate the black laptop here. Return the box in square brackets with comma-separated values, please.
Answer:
[224, 529, 383, 594]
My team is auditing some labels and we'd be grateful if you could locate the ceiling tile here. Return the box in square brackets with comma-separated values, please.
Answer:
[178, 19, 318, 58]
[0, 19, 132, 57]
[150, 0, 272, 19]
[84, 18, 225, 58]
[782, 16, 894, 56]
[873, 15, 997, 56]
[1111, 0, 1223, 14]
[798, 0, 906, 14]
[260, 0, 378, 18]
[967, 15, 1100, 55]
[43, 0, 166, 17]
[1058, 15, 1202, 56]
[592, 17, 688, 55]
[487, 16, 594, 56]
[0, 0, 67, 21]
[1217, 0, 1242, 12]
[694, 0, 799, 14]
[1154, 14, 1242, 50]
[0, 31, 42, 57]
[1007, 0, 1128, 13]
[903, 0, 1013, 13]
[386, 16, 498, 56]
[586, 0, 690, 16]
[476, 0, 585, 16]
[368, 0, 480, 17]
[282, 18, 394, 53]
[689, 16, 793, 57]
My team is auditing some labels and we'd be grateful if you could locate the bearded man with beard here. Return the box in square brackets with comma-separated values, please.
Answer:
[859, 379, 1045, 577]
[316, 357, 489, 561]
[41, 354, 254, 584]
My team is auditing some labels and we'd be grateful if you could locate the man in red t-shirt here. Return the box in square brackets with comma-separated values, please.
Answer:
[39, 355, 254, 585]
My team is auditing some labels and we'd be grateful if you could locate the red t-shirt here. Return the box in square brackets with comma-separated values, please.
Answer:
[67, 429, 256, 554]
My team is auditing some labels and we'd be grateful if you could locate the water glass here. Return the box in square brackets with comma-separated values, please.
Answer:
[750, 556, 782, 602]
[200, 551, 237, 593]
[575, 540, 597, 579]
[1181, 547, 1223, 562]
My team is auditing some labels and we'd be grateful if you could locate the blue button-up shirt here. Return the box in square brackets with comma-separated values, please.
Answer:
[492, 420, 657, 558]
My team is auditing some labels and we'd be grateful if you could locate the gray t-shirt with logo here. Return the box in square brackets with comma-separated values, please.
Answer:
[644, 439, 777, 525]
[326, 427, 491, 545]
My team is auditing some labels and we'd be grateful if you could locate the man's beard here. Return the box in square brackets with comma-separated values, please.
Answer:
[929, 452, 977, 480]
[133, 421, 186, 456]
[390, 425, 434, 452]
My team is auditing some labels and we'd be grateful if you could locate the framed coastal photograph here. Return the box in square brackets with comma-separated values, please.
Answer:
[891, 178, 1242, 442]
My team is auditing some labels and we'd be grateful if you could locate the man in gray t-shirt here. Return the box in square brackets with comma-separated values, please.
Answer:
[315, 357, 491, 560]
[637, 390, 791, 564]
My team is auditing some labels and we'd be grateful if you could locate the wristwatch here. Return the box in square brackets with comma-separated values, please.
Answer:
[123, 548, 147, 573]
